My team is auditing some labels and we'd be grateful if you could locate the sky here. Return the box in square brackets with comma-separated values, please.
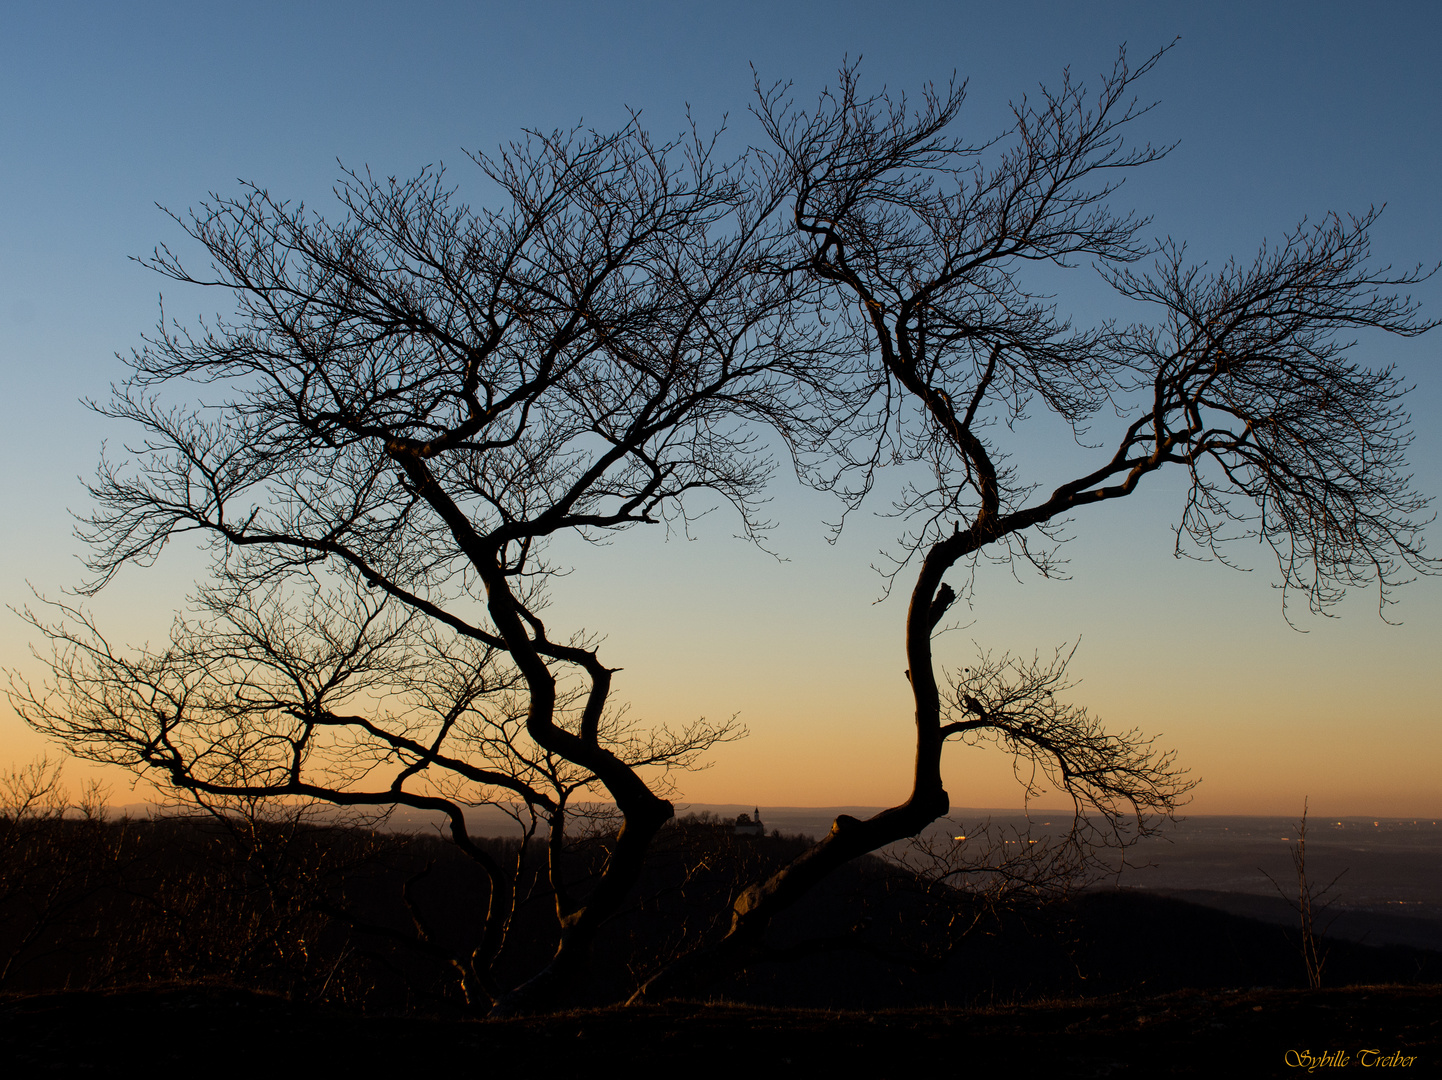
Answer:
[2, 1, 1439, 817]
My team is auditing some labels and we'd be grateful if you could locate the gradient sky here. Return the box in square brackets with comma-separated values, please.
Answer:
[2, 1, 1439, 816]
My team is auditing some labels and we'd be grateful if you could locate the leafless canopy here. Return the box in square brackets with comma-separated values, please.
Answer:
[12, 48, 1437, 1010]
[15, 117, 853, 1010]
[760, 49, 1435, 606]
[764, 44, 1433, 802]
[634, 48, 1435, 997]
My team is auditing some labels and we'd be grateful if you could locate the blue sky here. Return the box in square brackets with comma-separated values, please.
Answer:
[2, 2, 1439, 813]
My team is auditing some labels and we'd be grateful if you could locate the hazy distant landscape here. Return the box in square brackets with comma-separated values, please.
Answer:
[340, 802, 1442, 913]
[158, 801, 1442, 950]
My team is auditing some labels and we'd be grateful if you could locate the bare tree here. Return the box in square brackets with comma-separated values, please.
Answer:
[11, 116, 847, 1011]
[635, 46, 1435, 996]
[13, 48, 1436, 1011]
[1263, 799, 1345, 990]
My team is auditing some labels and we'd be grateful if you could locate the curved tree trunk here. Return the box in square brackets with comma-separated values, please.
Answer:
[631, 538, 963, 1002]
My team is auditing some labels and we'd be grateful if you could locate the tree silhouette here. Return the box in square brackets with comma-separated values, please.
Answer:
[634, 47, 1435, 997]
[13, 47, 1437, 1011]
[13, 119, 847, 1010]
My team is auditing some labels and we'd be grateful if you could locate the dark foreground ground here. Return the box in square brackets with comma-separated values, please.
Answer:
[3, 982, 1436, 1077]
